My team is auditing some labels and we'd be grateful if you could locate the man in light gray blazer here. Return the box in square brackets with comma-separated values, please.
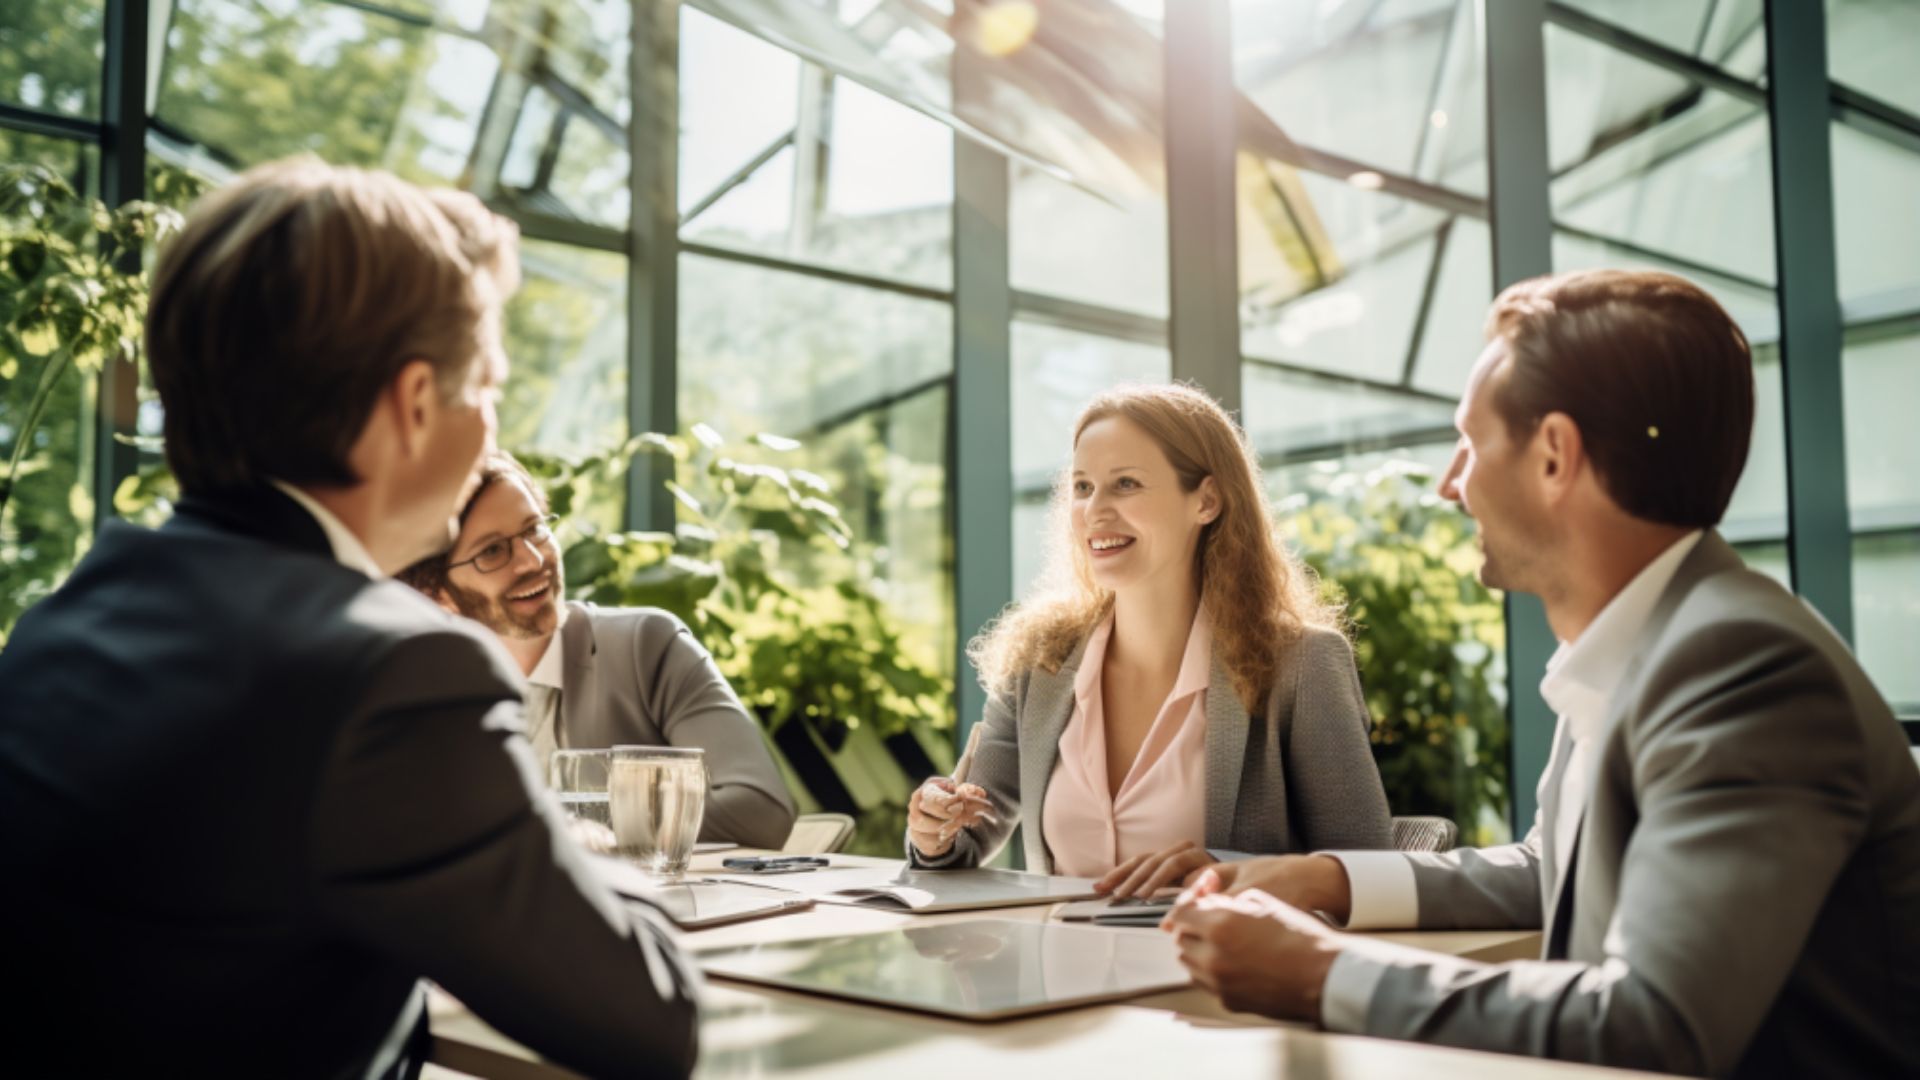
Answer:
[1164, 269, 1920, 1078]
[401, 452, 797, 849]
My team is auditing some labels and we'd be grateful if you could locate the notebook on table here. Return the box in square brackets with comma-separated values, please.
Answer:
[592, 856, 813, 930]
[706, 864, 1101, 913]
[696, 918, 1191, 1020]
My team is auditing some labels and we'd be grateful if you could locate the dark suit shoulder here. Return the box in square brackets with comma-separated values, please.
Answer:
[348, 588, 525, 710]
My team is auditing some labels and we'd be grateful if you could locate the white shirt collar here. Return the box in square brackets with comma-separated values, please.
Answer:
[1540, 530, 1704, 739]
[268, 479, 385, 579]
[526, 605, 569, 689]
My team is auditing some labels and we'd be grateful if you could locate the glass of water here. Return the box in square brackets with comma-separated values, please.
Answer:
[610, 745, 708, 878]
[549, 749, 613, 830]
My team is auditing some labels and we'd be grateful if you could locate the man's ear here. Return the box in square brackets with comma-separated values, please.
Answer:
[1534, 411, 1584, 503]
[429, 587, 460, 617]
[389, 359, 441, 461]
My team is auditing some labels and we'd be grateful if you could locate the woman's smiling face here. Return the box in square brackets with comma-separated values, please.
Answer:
[1070, 416, 1216, 595]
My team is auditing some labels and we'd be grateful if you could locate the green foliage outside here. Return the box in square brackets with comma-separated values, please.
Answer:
[1281, 460, 1511, 845]
[522, 425, 955, 726]
[0, 164, 184, 647]
[523, 427, 959, 856]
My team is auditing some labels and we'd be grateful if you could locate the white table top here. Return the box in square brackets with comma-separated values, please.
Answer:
[426, 853, 1667, 1080]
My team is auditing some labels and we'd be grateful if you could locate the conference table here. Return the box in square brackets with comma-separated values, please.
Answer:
[426, 853, 1673, 1080]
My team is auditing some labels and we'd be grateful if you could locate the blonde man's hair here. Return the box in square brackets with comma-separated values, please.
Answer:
[147, 156, 519, 494]
[970, 382, 1341, 712]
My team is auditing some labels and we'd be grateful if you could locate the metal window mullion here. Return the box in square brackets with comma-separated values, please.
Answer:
[1484, 0, 1559, 839]
[1163, 0, 1242, 418]
[627, 0, 679, 531]
[1765, 1, 1854, 643]
[96, 0, 149, 526]
[949, 48, 1013, 777]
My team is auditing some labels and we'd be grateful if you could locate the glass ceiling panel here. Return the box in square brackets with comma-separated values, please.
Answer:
[677, 6, 800, 214]
[1543, 22, 1698, 176]
[1703, 0, 1766, 79]
[680, 59, 953, 289]
[1242, 175, 1449, 385]
[1010, 161, 1168, 318]
[1556, 0, 1713, 55]
[689, 0, 1172, 202]
[1242, 363, 1457, 463]
[0, 1, 103, 120]
[1827, 0, 1920, 116]
[1548, 28, 1776, 288]
[1231, 0, 1452, 181]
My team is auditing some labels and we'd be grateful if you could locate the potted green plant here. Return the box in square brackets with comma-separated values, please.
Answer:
[519, 425, 956, 853]
[1281, 460, 1511, 845]
[0, 163, 184, 645]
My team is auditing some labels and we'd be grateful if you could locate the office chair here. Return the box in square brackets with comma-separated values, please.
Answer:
[1391, 815, 1459, 853]
[781, 812, 856, 855]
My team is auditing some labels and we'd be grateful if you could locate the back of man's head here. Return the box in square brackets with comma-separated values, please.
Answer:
[1485, 269, 1755, 528]
[147, 156, 519, 495]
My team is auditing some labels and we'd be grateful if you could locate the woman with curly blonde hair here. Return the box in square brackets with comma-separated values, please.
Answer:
[907, 383, 1392, 894]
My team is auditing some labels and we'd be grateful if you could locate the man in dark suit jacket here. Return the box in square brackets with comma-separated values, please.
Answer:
[398, 451, 797, 849]
[0, 159, 698, 1078]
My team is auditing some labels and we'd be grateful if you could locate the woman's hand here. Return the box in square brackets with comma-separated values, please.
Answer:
[1094, 840, 1217, 899]
[907, 777, 996, 858]
[1199, 854, 1353, 922]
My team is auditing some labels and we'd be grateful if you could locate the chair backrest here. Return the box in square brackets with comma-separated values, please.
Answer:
[781, 812, 856, 855]
[1390, 815, 1458, 854]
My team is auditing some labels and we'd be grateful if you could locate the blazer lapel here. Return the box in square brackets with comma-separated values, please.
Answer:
[1543, 531, 1743, 953]
[1203, 650, 1250, 851]
[555, 602, 596, 748]
[1019, 638, 1087, 871]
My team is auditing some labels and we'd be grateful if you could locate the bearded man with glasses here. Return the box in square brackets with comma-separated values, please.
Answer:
[400, 451, 796, 850]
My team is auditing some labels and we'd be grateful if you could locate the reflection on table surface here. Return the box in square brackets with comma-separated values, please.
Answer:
[696, 918, 1188, 1019]
[424, 854, 1630, 1080]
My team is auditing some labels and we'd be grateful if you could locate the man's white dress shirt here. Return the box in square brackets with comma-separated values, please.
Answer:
[269, 480, 385, 578]
[524, 617, 566, 777]
[1318, 530, 1704, 1032]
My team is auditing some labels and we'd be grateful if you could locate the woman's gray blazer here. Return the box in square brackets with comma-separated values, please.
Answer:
[911, 623, 1394, 872]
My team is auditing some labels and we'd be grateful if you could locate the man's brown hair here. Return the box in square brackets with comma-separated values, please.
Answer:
[1485, 269, 1755, 528]
[394, 450, 548, 597]
[146, 156, 518, 495]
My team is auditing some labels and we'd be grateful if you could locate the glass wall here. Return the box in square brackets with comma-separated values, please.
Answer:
[1542, 14, 1791, 589]
[1233, 0, 1510, 842]
[674, 3, 957, 678]
[1826, 0, 1920, 714]
[3, 0, 1913, 841]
